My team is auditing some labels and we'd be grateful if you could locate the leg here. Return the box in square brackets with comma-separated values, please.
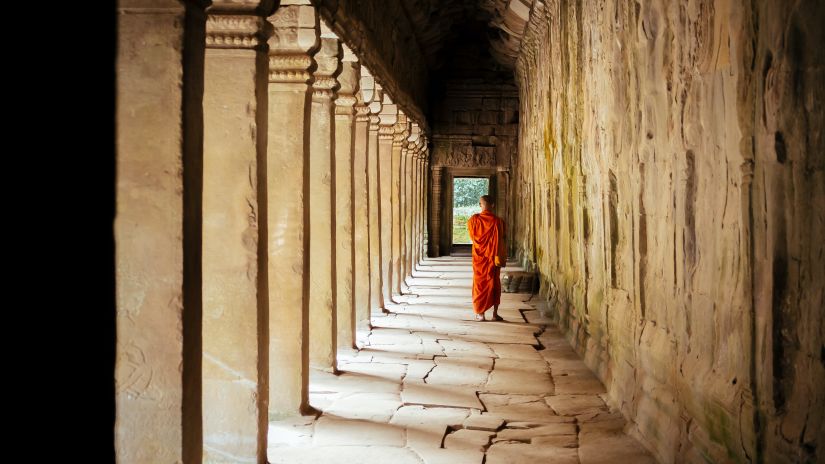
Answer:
[491, 304, 503, 321]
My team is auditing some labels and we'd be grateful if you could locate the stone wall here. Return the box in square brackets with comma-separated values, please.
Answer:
[512, 0, 823, 462]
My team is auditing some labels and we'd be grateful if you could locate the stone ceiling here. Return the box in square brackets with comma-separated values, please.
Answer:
[402, 0, 535, 70]
[314, 0, 534, 130]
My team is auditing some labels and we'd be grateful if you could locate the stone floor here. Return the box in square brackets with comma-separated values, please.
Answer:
[268, 256, 657, 464]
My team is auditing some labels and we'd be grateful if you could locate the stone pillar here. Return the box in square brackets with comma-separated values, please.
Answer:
[116, 1, 206, 462]
[378, 99, 398, 306]
[418, 152, 423, 260]
[308, 31, 341, 372]
[390, 115, 407, 296]
[201, 3, 274, 461]
[409, 131, 418, 272]
[399, 140, 409, 290]
[411, 148, 421, 269]
[423, 152, 430, 258]
[406, 125, 421, 270]
[429, 165, 442, 257]
[334, 45, 360, 349]
[496, 167, 510, 254]
[352, 68, 374, 331]
[266, 1, 318, 416]
[367, 85, 384, 313]
[404, 143, 414, 280]
[421, 146, 429, 258]
[398, 135, 410, 293]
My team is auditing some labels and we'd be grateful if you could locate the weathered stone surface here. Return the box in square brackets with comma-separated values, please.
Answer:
[115, 2, 206, 461]
[268, 415, 315, 447]
[479, 394, 555, 422]
[313, 415, 404, 446]
[265, 2, 319, 416]
[367, 103, 384, 312]
[201, 9, 271, 460]
[269, 445, 420, 464]
[510, 1, 825, 461]
[545, 394, 607, 416]
[334, 44, 360, 350]
[323, 392, 401, 422]
[352, 78, 372, 330]
[412, 447, 484, 464]
[444, 428, 494, 452]
[426, 356, 493, 387]
[463, 414, 504, 432]
[485, 442, 578, 464]
[488, 343, 543, 361]
[578, 430, 658, 464]
[484, 359, 553, 395]
[401, 382, 484, 410]
[493, 422, 576, 442]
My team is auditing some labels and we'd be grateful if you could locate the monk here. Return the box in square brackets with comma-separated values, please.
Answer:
[467, 195, 507, 321]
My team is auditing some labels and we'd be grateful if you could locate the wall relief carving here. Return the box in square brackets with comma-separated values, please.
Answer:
[433, 139, 496, 167]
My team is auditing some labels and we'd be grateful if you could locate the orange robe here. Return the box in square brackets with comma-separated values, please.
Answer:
[467, 210, 506, 314]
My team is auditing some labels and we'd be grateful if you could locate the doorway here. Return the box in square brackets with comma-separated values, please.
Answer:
[452, 177, 490, 247]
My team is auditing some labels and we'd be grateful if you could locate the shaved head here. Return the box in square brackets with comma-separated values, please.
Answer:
[479, 195, 494, 211]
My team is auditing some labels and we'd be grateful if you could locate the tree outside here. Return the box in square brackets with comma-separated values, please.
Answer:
[452, 177, 489, 244]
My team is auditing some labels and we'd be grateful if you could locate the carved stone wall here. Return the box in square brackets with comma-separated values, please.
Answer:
[512, 0, 824, 462]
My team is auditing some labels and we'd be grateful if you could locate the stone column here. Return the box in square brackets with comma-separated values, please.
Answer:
[116, 1, 206, 462]
[404, 142, 414, 280]
[367, 86, 384, 313]
[429, 165, 442, 257]
[266, 1, 319, 416]
[308, 31, 341, 372]
[496, 167, 510, 254]
[334, 45, 359, 349]
[411, 148, 421, 270]
[398, 141, 408, 282]
[407, 125, 421, 270]
[399, 140, 409, 290]
[352, 67, 374, 331]
[390, 115, 407, 296]
[378, 99, 398, 306]
[423, 151, 430, 258]
[201, 3, 274, 461]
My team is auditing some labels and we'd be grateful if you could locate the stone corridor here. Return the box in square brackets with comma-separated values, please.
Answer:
[267, 257, 655, 464]
[116, 0, 824, 461]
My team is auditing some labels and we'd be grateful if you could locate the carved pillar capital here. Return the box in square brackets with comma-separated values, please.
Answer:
[368, 82, 383, 131]
[312, 36, 341, 99]
[355, 102, 371, 122]
[334, 44, 360, 116]
[369, 115, 381, 131]
[378, 100, 398, 141]
[267, 4, 319, 84]
[206, 14, 270, 49]
[378, 124, 395, 141]
[392, 113, 410, 148]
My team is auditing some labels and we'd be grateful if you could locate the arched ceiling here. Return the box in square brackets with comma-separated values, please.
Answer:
[401, 0, 534, 70]
[314, 0, 535, 131]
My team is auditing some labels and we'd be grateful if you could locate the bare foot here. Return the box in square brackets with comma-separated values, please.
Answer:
[475, 314, 486, 322]
[491, 314, 504, 321]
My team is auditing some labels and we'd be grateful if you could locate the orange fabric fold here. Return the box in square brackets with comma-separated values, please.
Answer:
[467, 210, 506, 314]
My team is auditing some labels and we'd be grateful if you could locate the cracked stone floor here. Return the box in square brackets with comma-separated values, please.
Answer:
[268, 256, 656, 464]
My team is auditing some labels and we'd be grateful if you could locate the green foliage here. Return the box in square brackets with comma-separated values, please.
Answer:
[452, 178, 489, 244]
[453, 178, 489, 207]
[453, 214, 472, 244]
